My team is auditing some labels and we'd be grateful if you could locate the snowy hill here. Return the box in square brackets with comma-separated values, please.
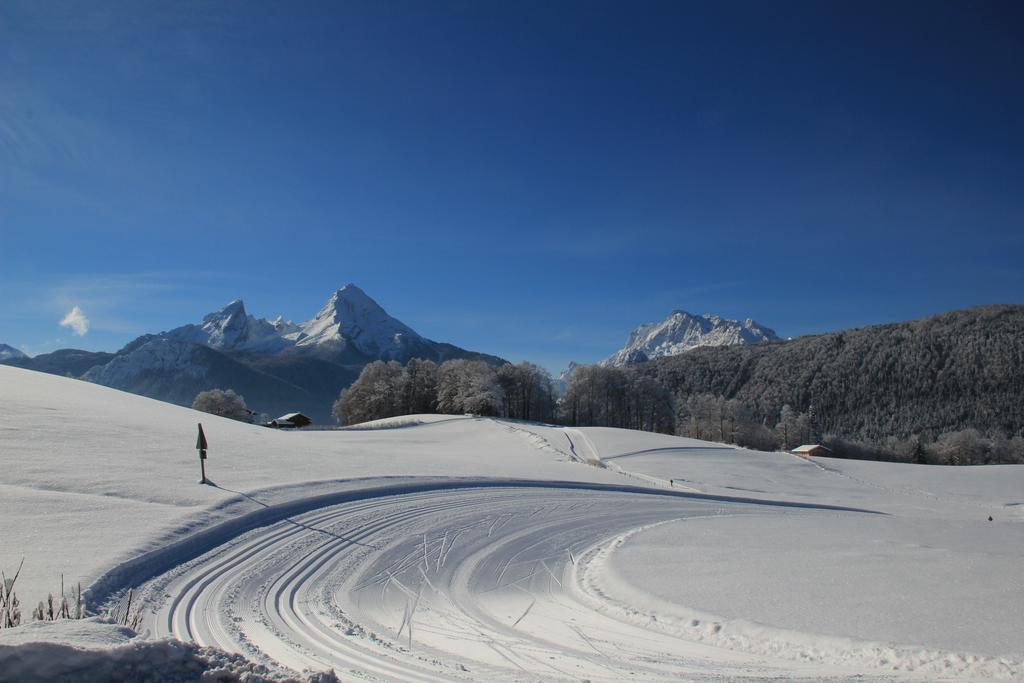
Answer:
[81, 338, 330, 420]
[18, 284, 503, 423]
[1, 364, 1022, 681]
[0, 343, 27, 360]
[601, 310, 778, 366]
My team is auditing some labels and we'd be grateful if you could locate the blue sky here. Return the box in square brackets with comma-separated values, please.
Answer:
[1, 1, 1022, 371]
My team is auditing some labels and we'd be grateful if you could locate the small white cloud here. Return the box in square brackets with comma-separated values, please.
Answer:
[59, 306, 90, 336]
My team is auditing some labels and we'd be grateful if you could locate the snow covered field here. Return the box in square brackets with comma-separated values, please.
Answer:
[1, 364, 1022, 681]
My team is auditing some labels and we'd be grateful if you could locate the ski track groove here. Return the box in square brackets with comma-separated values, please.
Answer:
[130, 483, 942, 682]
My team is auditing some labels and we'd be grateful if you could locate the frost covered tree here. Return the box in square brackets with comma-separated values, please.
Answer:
[192, 389, 252, 423]
[627, 374, 674, 433]
[559, 365, 630, 428]
[397, 358, 439, 415]
[931, 428, 990, 466]
[437, 359, 502, 416]
[558, 365, 672, 432]
[331, 358, 506, 425]
[775, 404, 798, 450]
[737, 420, 781, 451]
[497, 362, 555, 422]
[333, 360, 404, 426]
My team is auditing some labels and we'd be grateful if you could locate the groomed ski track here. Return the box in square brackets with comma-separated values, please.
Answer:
[114, 478, 882, 682]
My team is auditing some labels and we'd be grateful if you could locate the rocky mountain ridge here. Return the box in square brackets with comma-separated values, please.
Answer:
[601, 310, 778, 366]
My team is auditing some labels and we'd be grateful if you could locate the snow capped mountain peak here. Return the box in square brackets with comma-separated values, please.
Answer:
[319, 283, 382, 317]
[601, 310, 779, 366]
[198, 299, 250, 349]
[102, 285, 497, 390]
[0, 343, 28, 361]
[297, 284, 420, 357]
[338, 282, 366, 296]
[552, 361, 580, 396]
[202, 299, 245, 323]
[155, 299, 291, 354]
[558, 361, 580, 381]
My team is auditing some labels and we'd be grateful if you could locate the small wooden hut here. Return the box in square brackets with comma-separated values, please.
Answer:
[271, 412, 312, 429]
[791, 444, 831, 457]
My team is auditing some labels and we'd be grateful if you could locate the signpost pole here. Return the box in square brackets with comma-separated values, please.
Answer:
[196, 423, 209, 484]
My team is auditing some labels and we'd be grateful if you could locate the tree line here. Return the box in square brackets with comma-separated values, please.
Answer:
[331, 358, 557, 426]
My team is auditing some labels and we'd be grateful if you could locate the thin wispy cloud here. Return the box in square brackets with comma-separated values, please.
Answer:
[48, 272, 195, 307]
[59, 306, 90, 336]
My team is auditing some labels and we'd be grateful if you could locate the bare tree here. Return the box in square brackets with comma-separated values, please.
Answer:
[498, 362, 555, 422]
[192, 388, 252, 423]
[559, 365, 630, 428]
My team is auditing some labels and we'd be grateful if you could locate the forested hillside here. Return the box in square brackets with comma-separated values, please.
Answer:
[634, 305, 1023, 442]
[549, 305, 1024, 463]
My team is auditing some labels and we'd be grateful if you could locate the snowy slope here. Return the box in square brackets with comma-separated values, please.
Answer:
[79, 337, 326, 420]
[2, 365, 1022, 681]
[0, 365, 616, 603]
[601, 310, 778, 366]
[0, 343, 28, 361]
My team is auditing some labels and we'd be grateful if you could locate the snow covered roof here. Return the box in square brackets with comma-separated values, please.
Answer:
[276, 412, 309, 422]
[792, 444, 830, 454]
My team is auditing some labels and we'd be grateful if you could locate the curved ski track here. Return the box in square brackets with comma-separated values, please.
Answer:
[135, 485, 858, 681]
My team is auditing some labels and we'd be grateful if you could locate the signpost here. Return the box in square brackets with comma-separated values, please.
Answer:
[196, 423, 209, 484]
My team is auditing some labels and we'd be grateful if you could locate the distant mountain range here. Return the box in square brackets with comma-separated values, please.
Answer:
[1, 284, 504, 423]
[600, 310, 778, 366]
[554, 310, 777, 391]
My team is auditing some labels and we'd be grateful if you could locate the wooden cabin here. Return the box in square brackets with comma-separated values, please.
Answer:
[791, 444, 831, 457]
[271, 412, 312, 429]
